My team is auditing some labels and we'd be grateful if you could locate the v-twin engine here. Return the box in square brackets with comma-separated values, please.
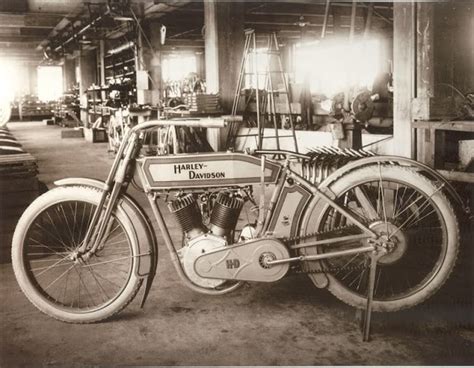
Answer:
[168, 192, 244, 288]
[168, 192, 289, 288]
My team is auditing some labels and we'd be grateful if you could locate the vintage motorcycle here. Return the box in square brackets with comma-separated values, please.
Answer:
[11, 120, 463, 324]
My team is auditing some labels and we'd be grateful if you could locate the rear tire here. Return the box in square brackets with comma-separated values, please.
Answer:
[301, 164, 459, 312]
[12, 186, 143, 323]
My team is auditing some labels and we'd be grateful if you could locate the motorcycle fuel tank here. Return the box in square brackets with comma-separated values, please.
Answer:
[139, 152, 281, 189]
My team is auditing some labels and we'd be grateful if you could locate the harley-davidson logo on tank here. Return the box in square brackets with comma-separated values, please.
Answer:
[140, 153, 281, 189]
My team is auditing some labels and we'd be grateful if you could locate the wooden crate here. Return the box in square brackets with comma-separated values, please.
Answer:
[0, 152, 40, 263]
[84, 127, 108, 143]
[61, 128, 84, 139]
[0, 153, 38, 178]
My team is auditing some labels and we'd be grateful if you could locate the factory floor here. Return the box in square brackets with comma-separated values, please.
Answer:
[1, 121, 473, 366]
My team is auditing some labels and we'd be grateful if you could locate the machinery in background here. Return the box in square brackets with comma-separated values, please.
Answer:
[330, 80, 393, 134]
[53, 86, 81, 127]
[18, 95, 54, 121]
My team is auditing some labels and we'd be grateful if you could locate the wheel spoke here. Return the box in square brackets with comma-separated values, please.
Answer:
[43, 264, 76, 291]
[84, 255, 135, 268]
[72, 265, 96, 307]
[87, 266, 123, 290]
[389, 186, 442, 238]
[354, 186, 378, 220]
[393, 187, 418, 220]
[58, 204, 75, 246]
[34, 221, 72, 251]
[377, 164, 388, 227]
[30, 255, 71, 274]
[29, 239, 69, 256]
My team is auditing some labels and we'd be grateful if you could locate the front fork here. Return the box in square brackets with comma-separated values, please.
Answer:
[74, 132, 140, 261]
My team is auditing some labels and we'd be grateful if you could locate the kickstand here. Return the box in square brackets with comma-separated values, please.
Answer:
[360, 250, 381, 342]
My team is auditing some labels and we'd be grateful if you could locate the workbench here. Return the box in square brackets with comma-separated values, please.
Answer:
[413, 120, 474, 183]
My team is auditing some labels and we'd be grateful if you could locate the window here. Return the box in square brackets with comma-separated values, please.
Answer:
[162, 55, 197, 82]
[37, 66, 63, 101]
[294, 38, 381, 96]
[244, 49, 270, 89]
[0, 59, 18, 102]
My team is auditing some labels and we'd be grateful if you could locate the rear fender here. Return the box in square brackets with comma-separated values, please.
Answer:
[54, 178, 158, 307]
[315, 155, 467, 214]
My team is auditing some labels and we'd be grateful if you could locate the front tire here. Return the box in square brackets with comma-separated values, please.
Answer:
[301, 164, 459, 312]
[12, 186, 143, 323]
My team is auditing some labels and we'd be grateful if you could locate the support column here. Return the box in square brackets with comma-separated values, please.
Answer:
[144, 20, 164, 106]
[204, 1, 244, 110]
[216, 1, 244, 111]
[136, 27, 150, 105]
[204, 0, 219, 94]
[392, 1, 415, 158]
[63, 57, 76, 91]
[99, 39, 106, 100]
[146, 50, 161, 106]
[78, 49, 97, 126]
[415, 2, 436, 166]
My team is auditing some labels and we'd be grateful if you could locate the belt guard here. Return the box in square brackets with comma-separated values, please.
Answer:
[194, 238, 290, 282]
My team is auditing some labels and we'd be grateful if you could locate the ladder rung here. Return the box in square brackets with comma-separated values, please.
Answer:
[235, 135, 296, 139]
[249, 51, 281, 55]
[243, 72, 285, 75]
[239, 91, 288, 94]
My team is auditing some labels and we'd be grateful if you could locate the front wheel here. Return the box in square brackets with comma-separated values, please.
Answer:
[300, 164, 459, 312]
[12, 186, 143, 323]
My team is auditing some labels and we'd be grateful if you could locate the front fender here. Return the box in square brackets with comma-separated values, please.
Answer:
[54, 177, 158, 307]
[54, 177, 110, 191]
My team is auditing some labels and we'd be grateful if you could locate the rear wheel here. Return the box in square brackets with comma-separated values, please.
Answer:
[301, 164, 459, 312]
[12, 186, 143, 323]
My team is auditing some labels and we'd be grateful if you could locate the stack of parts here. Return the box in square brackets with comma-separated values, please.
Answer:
[0, 128, 24, 154]
[19, 95, 54, 120]
[185, 94, 221, 114]
[0, 127, 40, 262]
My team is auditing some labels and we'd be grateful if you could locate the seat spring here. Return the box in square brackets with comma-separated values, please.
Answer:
[300, 146, 374, 184]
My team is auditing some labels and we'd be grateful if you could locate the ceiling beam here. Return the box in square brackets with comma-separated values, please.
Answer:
[244, 14, 389, 29]
[144, 0, 193, 18]
[0, 41, 40, 48]
[0, 35, 46, 43]
[0, 27, 51, 36]
[0, 12, 65, 28]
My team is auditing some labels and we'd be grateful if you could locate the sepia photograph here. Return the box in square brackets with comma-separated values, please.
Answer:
[0, 0, 472, 366]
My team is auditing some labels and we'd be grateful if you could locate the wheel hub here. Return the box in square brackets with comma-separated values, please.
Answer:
[369, 221, 407, 264]
[259, 252, 276, 269]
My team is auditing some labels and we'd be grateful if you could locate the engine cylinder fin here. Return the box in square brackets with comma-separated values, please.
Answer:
[210, 192, 244, 236]
[168, 194, 204, 235]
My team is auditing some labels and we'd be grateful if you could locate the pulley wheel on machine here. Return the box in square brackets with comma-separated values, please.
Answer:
[0, 101, 12, 127]
[351, 91, 374, 123]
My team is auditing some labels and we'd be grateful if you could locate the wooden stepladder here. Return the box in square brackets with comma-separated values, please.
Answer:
[227, 29, 298, 153]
